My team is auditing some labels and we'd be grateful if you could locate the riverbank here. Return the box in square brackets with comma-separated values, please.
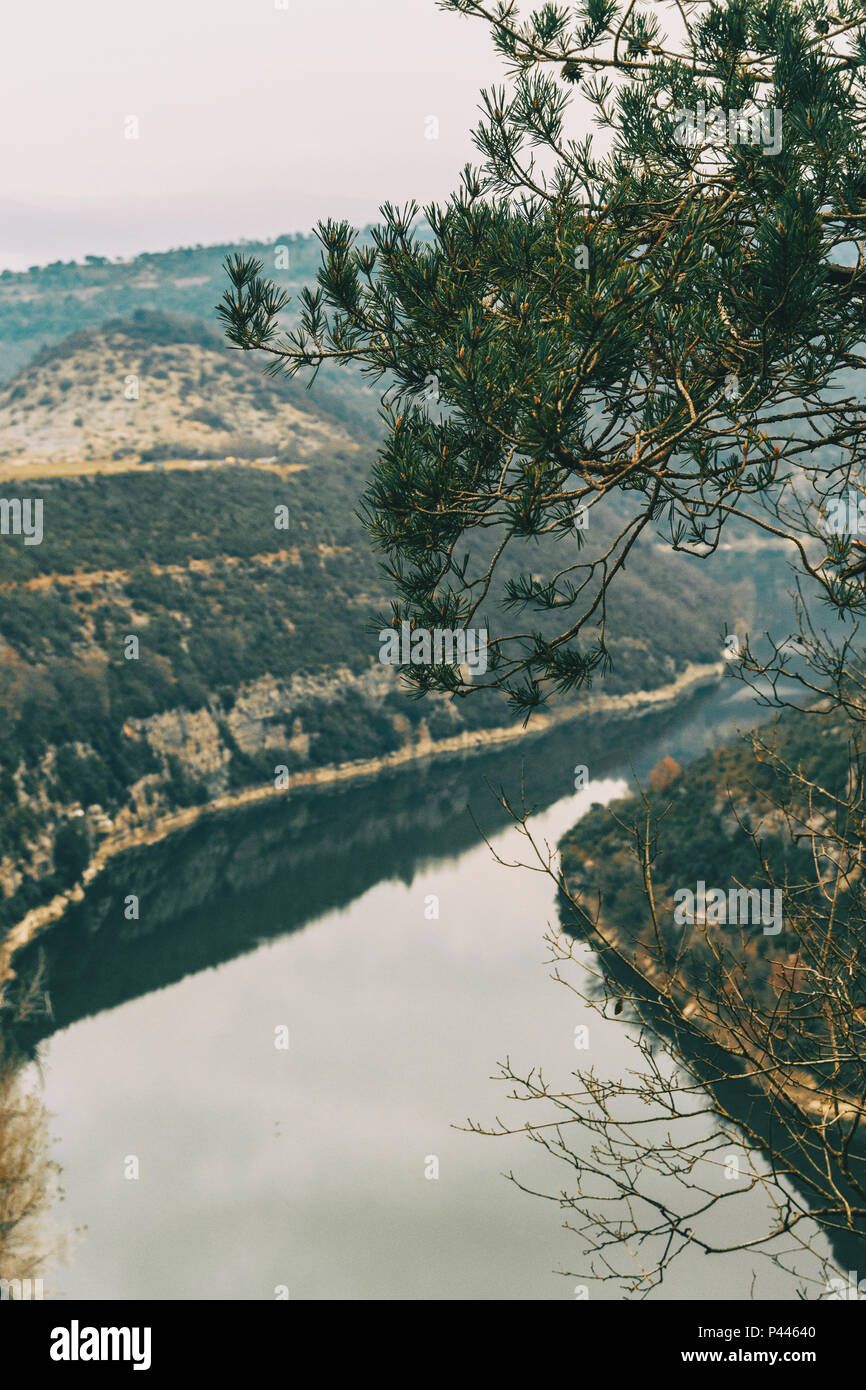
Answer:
[578, 906, 866, 1127]
[0, 660, 722, 998]
[558, 705, 866, 1132]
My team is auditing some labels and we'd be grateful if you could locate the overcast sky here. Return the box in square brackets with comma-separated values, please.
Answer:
[0, 0, 513, 269]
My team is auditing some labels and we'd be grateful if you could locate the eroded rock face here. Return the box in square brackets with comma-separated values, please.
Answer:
[127, 666, 401, 775]
[132, 706, 228, 778]
[0, 663, 412, 895]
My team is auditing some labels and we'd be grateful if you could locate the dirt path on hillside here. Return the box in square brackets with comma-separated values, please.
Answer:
[0, 457, 308, 483]
[0, 547, 304, 592]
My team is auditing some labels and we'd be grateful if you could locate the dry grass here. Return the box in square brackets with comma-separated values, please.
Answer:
[0, 333, 356, 471]
[0, 972, 66, 1294]
[0, 456, 309, 483]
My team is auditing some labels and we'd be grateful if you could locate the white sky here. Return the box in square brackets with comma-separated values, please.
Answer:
[0, 0, 509, 268]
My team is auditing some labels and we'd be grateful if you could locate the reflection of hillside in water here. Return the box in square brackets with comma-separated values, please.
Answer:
[3, 681, 810, 1298]
[2, 694, 718, 1054]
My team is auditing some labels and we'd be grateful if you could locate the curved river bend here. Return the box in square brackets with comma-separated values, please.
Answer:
[8, 681, 832, 1299]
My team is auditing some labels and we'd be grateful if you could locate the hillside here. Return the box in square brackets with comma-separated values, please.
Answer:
[0, 312, 363, 477]
[559, 708, 866, 1109]
[0, 238, 328, 380]
[0, 237, 386, 438]
[0, 262, 759, 954]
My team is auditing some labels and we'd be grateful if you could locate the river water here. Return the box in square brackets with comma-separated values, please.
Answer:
[10, 678, 835, 1300]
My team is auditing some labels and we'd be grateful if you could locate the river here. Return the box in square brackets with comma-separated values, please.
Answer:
[4, 678, 835, 1300]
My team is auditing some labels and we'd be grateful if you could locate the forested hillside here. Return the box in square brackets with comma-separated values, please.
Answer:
[0, 248, 753, 941]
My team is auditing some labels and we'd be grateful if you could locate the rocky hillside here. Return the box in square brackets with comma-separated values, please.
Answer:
[0, 311, 364, 477]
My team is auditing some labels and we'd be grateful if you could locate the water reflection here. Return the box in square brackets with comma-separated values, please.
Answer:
[3, 681, 839, 1300]
[4, 693, 719, 1051]
[559, 898, 866, 1288]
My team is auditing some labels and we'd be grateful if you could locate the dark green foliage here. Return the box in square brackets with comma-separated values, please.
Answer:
[52, 820, 91, 884]
[221, 0, 866, 717]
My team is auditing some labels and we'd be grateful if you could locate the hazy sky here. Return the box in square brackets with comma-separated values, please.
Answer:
[0, 0, 508, 268]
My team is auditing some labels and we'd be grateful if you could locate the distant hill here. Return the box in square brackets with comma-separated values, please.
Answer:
[0, 237, 385, 437]
[0, 237, 324, 379]
[0, 311, 364, 477]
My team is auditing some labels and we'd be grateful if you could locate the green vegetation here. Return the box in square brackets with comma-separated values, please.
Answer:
[222, 0, 866, 718]
[0, 242, 383, 436]
[0, 395, 729, 939]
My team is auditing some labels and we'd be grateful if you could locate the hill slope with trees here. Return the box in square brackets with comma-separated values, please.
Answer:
[0, 302, 740, 945]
